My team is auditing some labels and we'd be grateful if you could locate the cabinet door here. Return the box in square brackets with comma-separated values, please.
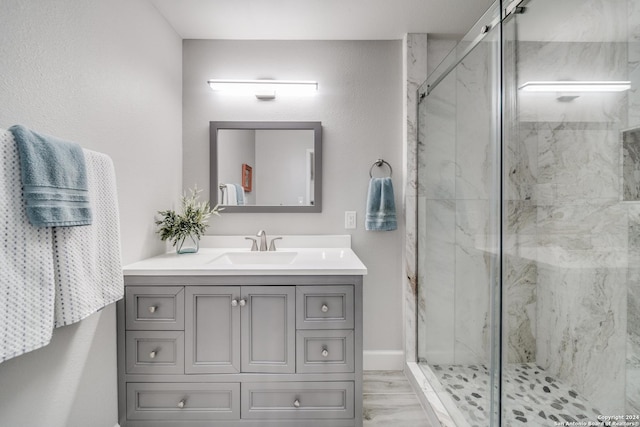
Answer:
[185, 286, 240, 374]
[241, 286, 295, 373]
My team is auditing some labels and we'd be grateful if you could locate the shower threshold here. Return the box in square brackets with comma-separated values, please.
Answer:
[425, 362, 603, 427]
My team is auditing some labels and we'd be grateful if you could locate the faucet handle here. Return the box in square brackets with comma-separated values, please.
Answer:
[269, 237, 283, 251]
[245, 237, 258, 251]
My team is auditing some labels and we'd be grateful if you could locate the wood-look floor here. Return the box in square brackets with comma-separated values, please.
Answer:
[363, 371, 434, 426]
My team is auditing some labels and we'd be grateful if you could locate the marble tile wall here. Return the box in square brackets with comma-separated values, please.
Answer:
[623, 128, 640, 201]
[503, 30, 539, 367]
[628, 0, 640, 414]
[627, 260, 640, 414]
[417, 34, 540, 368]
[515, 38, 629, 415]
[503, 201, 537, 363]
[628, 0, 640, 128]
[535, 263, 627, 414]
[453, 37, 503, 366]
[404, 33, 427, 365]
[417, 38, 501, 366]
[417, 58, 456, 364]
[453, 199, 493, 364]
[418, 197, 455, 363]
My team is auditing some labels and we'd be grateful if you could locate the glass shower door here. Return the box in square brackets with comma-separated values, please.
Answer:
[416, 0, 639, 425]
[501, 0, 636, 424]
[416, 5, 502, 425]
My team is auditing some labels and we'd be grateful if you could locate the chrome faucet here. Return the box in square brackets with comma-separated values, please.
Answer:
[256, 230, 268, 251]
[269, 237, 282, 251]
[244, 237, 258, 251]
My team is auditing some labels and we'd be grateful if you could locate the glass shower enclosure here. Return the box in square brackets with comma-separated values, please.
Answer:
[415, 0, 639, 425]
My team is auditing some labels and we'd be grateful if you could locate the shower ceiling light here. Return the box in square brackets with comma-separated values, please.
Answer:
[519, 81, 631, 92]
[207, 79, 318, 99]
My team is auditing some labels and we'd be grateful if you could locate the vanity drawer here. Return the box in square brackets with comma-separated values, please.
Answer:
[126, 286, 184, 330]
[126, 382, 240, 421]
[296, 330, 354, 373]
[126, 331, 184, 374]
[296, 286, 354, 329]
[241, 381, 354, 420]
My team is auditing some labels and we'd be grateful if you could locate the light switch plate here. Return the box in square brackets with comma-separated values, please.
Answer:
[345, 211, 357, 229]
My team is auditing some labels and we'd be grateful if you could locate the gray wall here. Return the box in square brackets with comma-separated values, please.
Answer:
[183, 40, 404, 362]
[0, 1, 182, 426]
[255, 130, 314, 206]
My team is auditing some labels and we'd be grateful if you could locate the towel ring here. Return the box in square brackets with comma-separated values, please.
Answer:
[369, 159, 392, 178]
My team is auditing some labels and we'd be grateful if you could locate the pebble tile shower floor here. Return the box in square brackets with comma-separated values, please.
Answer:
[431, 363, 603, 426]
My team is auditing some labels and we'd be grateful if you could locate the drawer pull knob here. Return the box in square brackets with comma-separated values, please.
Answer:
[177, 400, 185, 409]
[321, 304, 329, 313]
[239, 299, 246, 307]
[321, 348, 329, 358]
[148, 305, 157, 313]
[231, 299, 238, 307]
[149, 350, 157, 359]
[293, 399, 300, 408]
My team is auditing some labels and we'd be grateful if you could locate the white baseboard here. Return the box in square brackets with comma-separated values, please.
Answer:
[363, 350, 404, 371]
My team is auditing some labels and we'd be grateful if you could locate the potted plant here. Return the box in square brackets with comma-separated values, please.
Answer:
[155, 187, 223, 254]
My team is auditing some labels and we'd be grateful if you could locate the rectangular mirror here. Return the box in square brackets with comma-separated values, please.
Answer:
[210, 121, 322, 212]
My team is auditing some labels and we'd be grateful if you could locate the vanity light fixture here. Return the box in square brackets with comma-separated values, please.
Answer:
[519, 81, 631, 92]
[207, 79, 318, 99]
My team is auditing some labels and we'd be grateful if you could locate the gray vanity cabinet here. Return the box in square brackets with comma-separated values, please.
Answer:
[185, 285, 295, 374]
[185, 286, 240, 374]
[241, 286, 296, 373]
[118, 275, 363, 427]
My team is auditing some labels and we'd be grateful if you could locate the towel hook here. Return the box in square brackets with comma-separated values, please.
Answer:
[369, 159, 392, 178]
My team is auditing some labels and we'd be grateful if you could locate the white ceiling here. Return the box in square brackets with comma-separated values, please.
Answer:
[149, 0, 495, 40]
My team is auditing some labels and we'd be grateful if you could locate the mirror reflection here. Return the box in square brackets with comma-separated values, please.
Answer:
[210, 121, 322, 213]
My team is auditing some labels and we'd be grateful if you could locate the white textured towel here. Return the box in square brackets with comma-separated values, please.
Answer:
[53, 149, 123, 327]
[0, 128, 124, 363]
[0, 129, 55, 362]
[221, 183, 238, 205]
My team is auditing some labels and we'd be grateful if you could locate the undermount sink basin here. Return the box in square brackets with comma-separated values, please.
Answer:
[208, 251, 298, 265]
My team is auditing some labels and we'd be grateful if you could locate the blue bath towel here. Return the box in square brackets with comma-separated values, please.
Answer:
[365, 177, 397, 231]
[9, 125, 91, 227]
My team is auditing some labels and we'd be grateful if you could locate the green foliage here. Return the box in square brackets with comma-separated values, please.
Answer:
[155, 187, 223, 247]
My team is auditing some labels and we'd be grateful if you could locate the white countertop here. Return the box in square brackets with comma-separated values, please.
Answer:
[123, 235, 368, 276]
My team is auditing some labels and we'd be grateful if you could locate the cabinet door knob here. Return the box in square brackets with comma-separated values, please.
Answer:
[239, 299, 246, 307]
[321, 304, 329, 313]
[149, 350, 157, 359]
[231, 299, 238, 307]
[293, 399, 300, 408]
[148, 305, 157, 313]
[321, 348, 329, 358]
[177, 400, 185, 409]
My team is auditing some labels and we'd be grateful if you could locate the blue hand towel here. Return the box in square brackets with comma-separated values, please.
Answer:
[234, 183, 245, 206]
[365, 177, 397, 231]
[9, 125, 92, 227]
